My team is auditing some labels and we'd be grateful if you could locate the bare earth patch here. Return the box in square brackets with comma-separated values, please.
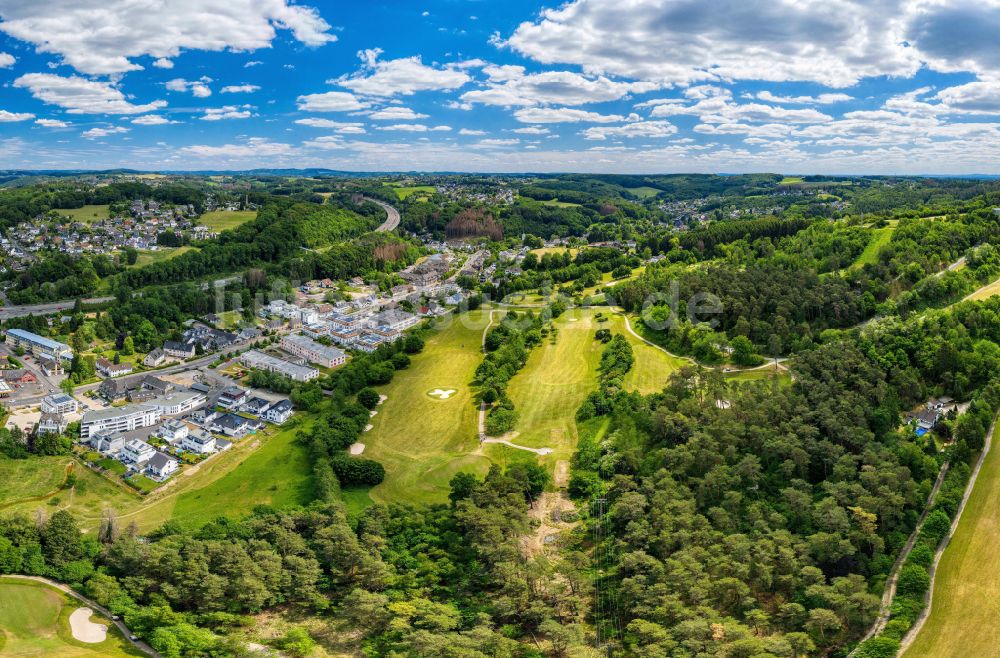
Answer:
[69, 607, 107, 643]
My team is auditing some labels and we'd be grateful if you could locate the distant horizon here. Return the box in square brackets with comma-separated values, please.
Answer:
[5, 168, 1000, 180]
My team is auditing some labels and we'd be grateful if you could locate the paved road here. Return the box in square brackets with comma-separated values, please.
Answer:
[0, 296, 116, 320]
[364, 197, 400, 232]
[0, 574, 161, 657]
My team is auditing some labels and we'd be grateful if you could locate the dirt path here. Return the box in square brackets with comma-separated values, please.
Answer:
[849, 461, 951, 653]
[522, 491, 578, 557]
[481, 437, 553, 455]
[899, 411, 1000, 654]
[0, 574, 160, 657]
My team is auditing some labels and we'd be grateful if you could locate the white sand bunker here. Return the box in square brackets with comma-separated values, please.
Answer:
[350, 442, 366, 455]
[378, 394, 388, 405]
[428, 388, 457, 400]
[69, 607, 107, 643]
[364, 423, 373, 432]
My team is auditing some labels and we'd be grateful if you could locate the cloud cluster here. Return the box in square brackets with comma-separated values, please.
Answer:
[334, 49, 471, 97]
[13, 73, 166, 114]
[0, 0, 334, 75]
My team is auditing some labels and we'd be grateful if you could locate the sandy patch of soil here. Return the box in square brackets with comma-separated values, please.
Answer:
[349, 442, 366, 455]
[69, 607, 107, 643]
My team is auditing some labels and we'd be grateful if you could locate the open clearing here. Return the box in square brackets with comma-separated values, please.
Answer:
[364, 311, 492, 504]
[198, 210, 256, 232]
[132, 245, 197, 267]
[387, 185, 435, 201]
[964, 275, 1000, 302]
[54, 205, 109, 224]
[626, 185, 661, 198]
[905, 422, 1000, 658]
[0, 578, 141, 657]
[852, 226, 895, 268]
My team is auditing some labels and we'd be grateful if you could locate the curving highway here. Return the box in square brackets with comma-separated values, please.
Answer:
[364, 197, 400, 232]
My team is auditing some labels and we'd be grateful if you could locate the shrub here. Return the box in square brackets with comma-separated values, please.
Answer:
[896, 564, 931, 598]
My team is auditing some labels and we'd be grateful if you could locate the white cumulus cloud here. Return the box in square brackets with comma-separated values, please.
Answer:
[335, 48, 471, 97]
[296, 91, 368, 112]
[221, 84, 261, 94]
[82, 125, 129, 138]
[0, 110, 35, 122]
[13, 73, 167, 114]
[0, 0, 335, 75]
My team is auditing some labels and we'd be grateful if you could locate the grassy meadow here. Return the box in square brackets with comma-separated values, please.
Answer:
[198, 210, 256, 232]
[853, 226, 895, 268]
[904, 422, 1000, 658]
[54, 205, 109, 224]
[131, 245, 197, 267]
[0, 577, 142, 657]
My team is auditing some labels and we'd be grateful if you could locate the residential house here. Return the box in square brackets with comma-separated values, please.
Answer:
[280, 334, 347, 368]
[240, 396, 272, 416]
[217, 386, 249, 410]
[263, 399, 294, 424]
[143, 348, 166, 367]
[121, 438, 156, 465]
[148, 390, 207, 416]
[163, 340, 195, 359]
[36, 412, 67, 435]
[210, 413, 255, 437]
[157, 419, 190, 445]
[90, 431, 125, 456]
[369, 308, 419, 333]
[181, 430, 216, 454]
[96, 358, 133, 378]
[41, 393, 77, 415]
[80, 404, 160, 440]
[146, 453, 179, 480]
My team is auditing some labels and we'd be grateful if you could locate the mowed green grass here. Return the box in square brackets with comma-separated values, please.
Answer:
[364, 310, 493, 504]
[54, 205, 109, 224]
[853, 226, 895, 268]
[905, 421, 1000, 658]
[603, 314, 687, 394]
[503, 308, 602, 465]
[0, 577, 142, 657]
[198, 210, 256, 232]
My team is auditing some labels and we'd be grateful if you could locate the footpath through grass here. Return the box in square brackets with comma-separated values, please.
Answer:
[364, 310, 492, 504]
[905, 422, 1000, 658]
[0, 577, 142, 657]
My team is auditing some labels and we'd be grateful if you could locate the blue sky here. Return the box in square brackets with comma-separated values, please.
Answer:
[1, 0, 1000, 174]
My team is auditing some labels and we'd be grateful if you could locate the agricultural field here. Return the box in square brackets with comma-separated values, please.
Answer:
[905, 422, 1000, 658]
[528, 247, 579, 258]
[540, 198, 581, 207]
[197, 210, 256, 232]
[53, 205, 109, 224]
[364, 310, 492, 504]
[0, 577, 142, 657]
